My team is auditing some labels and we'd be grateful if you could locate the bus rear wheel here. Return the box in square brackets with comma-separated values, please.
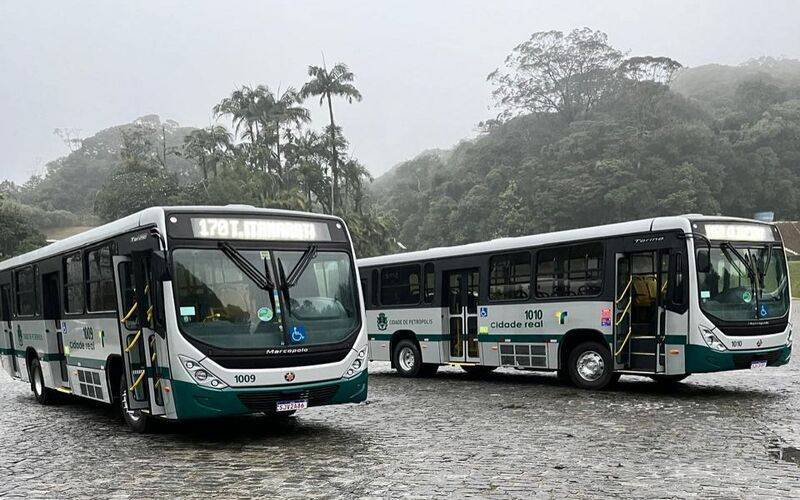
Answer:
[393, 340, 437, 377]
[119, 376, 150, 433]
[30, 358, 55, 405]
[568, 341, 615, 390]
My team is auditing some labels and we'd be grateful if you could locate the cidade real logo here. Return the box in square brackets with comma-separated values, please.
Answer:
[377, 313, 388, 331]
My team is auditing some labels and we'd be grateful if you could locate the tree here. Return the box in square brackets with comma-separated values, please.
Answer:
[300, 62, 362, 213]
[618, 56, 682, 85]
[488, 28, 623, 121]
[0, 199, 47, 260]
[182, 126, 232, 180]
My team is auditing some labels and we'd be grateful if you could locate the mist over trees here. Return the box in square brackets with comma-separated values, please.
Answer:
[373, 28, 800, 253]
[4, 28, 800, 260]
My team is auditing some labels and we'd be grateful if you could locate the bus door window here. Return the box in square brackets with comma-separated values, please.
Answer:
[466, 271, 480, 358]
[41, 271, 67, 382]
[1, 284, 17, 374]
[448, 273, 464, 358]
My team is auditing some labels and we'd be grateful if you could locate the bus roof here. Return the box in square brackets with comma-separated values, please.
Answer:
[357, 214, 766, 268]
[0, 205, 343, 272]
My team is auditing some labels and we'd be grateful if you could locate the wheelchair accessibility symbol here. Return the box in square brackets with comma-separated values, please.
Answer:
[480, 307, 488, 318]
[290, 326, 307, 344]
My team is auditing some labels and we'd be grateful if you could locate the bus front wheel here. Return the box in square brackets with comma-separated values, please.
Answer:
[568, 341, 615, 390]
[118, 376, 150, 433]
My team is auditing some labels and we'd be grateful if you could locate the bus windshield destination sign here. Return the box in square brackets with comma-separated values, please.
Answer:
[189, 217, 331, 241]
[703, 223, 774, 242]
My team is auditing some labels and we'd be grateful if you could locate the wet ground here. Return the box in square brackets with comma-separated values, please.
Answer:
[2, 323, 800, 497]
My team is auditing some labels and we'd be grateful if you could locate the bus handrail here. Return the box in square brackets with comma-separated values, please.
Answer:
[616, 276, 633, 304]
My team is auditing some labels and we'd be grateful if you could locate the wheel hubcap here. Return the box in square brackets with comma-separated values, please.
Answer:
[576, 351, 605, 382]
[398, 346, 416, 372]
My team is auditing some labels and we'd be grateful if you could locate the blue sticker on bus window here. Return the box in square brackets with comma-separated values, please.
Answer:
[290, 325, 307, 344]
[480, 307, 488, 318]
[760, 304, 768, 317]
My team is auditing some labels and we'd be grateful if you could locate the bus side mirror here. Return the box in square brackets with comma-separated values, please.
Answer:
[696, 249, 711, 273]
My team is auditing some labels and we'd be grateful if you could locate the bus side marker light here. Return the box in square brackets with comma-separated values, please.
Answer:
[491, 346, 498, 351]
[669, 349, 680, 355]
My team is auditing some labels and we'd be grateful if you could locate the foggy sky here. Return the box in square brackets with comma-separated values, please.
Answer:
[1, 0, 799, 184]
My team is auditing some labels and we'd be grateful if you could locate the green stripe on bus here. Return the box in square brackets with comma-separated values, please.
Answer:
[0, 348, 65, 360]
[371, 332, 617, 343]
[370, 332, 685, 345]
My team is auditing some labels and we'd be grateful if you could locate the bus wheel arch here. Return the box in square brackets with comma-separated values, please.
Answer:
[390, 331, 438, 377]
[27, 350, 54, 404]
[559, 329, 617, 389]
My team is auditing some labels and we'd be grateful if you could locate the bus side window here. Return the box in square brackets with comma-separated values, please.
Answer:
[489, 252, 531, 301]
[380, 265, 421, 305]
[14, 266, 38, 317]
[85, 245, 116, 312]
[371, 270, 379, 306]
[63, 252, 85, 314]
[423, 263, 435, 304]
[536, 243, 603, 298]
[360, 278, 368, 307]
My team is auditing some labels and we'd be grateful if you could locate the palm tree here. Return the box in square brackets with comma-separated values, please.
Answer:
[183, 126, 232, 180]
[300, 62, 362, 213]
[271, 88, 310, 175]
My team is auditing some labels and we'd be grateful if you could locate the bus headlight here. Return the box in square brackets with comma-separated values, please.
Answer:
[179, 355, 228, 389]
[699, 326, 726, 352]
[344, 346, 368, 378]
[787, 324, 793, 346]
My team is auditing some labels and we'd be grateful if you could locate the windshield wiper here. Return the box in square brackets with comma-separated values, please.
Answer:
[282, 244, 318, 288]
[721, 242, 757, 282]
[218, 242, 274, 291]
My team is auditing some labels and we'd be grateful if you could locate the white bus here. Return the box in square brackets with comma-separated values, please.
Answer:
[358, 215, 792, 389]
[0, 206, 367, 431]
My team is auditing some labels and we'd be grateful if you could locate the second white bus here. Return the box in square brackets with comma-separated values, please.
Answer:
[358, 215, 791, 389]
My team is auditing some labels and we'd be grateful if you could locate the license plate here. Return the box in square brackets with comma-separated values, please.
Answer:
[751, 360, 768, 369]
[276, 400, 307, 412]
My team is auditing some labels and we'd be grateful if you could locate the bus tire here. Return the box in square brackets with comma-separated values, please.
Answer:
[461, 365, 496, 377]
[29, 358, 55, 405]
[119, 376, 150, 433]
[650, 374, 690, 385]
[568, 341, 614, 390]
[393, 339, 425, 377]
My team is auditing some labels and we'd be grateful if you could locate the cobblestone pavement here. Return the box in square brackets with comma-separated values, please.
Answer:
[3, 317, 800, 498]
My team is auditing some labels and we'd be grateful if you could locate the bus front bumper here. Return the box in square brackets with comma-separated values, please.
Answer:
[171, 370, 368, 420]
[685, 344, 791, 373]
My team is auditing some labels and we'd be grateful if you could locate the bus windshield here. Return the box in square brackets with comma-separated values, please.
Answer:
[172, 248, 359, 350]
[697, 244, 789, 322]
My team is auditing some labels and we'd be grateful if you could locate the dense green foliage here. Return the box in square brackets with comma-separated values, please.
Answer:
[373, 29, 800, 252]
[0, 194, 47, 260]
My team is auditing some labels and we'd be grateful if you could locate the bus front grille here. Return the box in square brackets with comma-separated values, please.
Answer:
[237, 384, 340, 413]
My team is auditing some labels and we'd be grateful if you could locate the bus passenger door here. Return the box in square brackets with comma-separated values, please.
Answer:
[113, 255, 166, 416]
[445, 269, 480, 364]
[41, 271, 68, 383]
[1, 284, 19, 377]
[614, 245, 687, 374]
